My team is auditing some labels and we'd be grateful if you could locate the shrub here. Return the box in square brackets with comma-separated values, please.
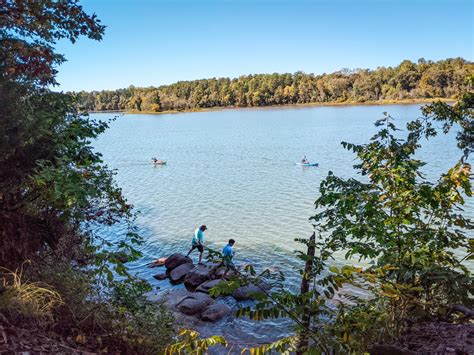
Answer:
[37, 262, 174, 353]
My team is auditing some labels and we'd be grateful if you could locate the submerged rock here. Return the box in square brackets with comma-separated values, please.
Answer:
[153, 273, 168, 281]
[176, 292, 214, 315]
[170, 262, 194, 284]
[184, 264, 212, 290]
[165, 253, 192, 271]
[201, 303, 230, 322]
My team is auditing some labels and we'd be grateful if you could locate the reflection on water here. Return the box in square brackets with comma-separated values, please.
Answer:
[92, 104, 473, 346]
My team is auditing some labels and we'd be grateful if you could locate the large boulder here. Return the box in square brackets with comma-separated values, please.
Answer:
[203, 261, 221, 276]
[176, 292, 214, 316]
[214, 267, 237, 279]
[156, 289, 192, 309]
[233, 283, 270, 301]
[169, 263, 194, 284]
[201, 303, 230, 322]
[165, 253, 192, 271]
[183, 264, 212, 290]
[195, 279, 223, 294]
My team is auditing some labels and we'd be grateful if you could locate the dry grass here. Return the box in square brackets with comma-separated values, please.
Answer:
[0, 261, 63, 322]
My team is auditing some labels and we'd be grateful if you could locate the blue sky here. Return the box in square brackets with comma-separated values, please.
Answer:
[56, 0, 473, 92]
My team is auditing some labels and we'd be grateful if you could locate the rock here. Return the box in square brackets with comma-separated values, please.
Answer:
[196, 279, 223, 294]
[203, 261, 221, 274]
[169, 263, 194, 284]
[165, 253, 192, 271]
[176, 292, 214, 316]
[146, 289, 190, 309]
[153, 273, 168, 281]
[232, 283, 269, 301]
[183, 264, 212, 290]
[201, 303, 230, 322]
[214, 267, 237, 279]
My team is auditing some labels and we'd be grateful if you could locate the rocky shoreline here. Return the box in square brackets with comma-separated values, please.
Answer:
[145, 253, 474, 354]
[146, 253, 270, 323]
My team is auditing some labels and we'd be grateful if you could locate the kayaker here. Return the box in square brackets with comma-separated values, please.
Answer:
[221, 239, 237, 278]
[301, 155, 310, 164]
[186, 224, 207, 264]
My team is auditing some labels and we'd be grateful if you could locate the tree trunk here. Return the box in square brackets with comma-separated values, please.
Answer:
[296, 232, 316, 354]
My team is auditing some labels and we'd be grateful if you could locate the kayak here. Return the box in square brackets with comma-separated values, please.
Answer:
[152, 161, 167, 165]
[296, 163, 318, 167]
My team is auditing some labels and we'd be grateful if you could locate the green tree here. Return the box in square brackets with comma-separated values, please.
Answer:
[0, 1, 173, 352]
[0, 0, 105, 86]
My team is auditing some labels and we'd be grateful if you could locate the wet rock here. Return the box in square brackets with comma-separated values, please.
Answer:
[195, 279, 223, 294]
[184, 264, 212, 290]
[201, 303, 230, 322]
[170, 263, 194, 284]
[153, 273, 168, 281]
[165, 253, 192, 271]
[232, 283, 269, 301]
[176, 292, 214, 315]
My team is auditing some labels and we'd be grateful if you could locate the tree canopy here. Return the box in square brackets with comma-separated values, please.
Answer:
[0, 0, 105, 86]
[74, 58, 473, 112]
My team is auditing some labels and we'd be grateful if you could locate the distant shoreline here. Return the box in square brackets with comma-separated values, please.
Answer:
[88, 97, 455, 116]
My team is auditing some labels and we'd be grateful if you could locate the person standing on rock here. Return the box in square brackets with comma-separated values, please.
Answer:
[222, 239, 237, 278]
[186, 224, 207, 264]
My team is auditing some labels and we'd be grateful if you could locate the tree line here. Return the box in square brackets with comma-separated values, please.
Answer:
[74, 58, 473, 112]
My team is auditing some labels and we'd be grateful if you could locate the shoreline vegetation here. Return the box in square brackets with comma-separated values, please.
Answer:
[88, 97, 456, 115]
[74, 57, 472, 115]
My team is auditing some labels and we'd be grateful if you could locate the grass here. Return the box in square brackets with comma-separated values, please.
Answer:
[0, 261, 63, 322]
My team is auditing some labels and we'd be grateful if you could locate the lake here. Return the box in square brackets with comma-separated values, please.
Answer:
[92, 104, 473, 346]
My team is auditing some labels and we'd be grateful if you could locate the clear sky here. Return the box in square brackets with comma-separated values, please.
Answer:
[55, 0, 473, 92]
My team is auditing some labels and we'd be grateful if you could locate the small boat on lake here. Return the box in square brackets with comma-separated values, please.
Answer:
[296, 162, 318, 167]
[297, 155, 318, 166]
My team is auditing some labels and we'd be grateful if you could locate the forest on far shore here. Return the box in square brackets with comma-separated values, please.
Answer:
[74, 57, 473, 113]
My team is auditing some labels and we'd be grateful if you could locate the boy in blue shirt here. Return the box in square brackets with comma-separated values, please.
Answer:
[222, 239, 237, 278]
[186, 225, 207, 264]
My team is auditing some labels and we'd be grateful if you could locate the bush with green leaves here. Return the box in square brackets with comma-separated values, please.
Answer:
[313, 98, 472, 312]
[312, 88, 473, 352]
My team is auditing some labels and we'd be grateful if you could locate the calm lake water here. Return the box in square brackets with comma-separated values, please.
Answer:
[92, 104, 472, 347]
